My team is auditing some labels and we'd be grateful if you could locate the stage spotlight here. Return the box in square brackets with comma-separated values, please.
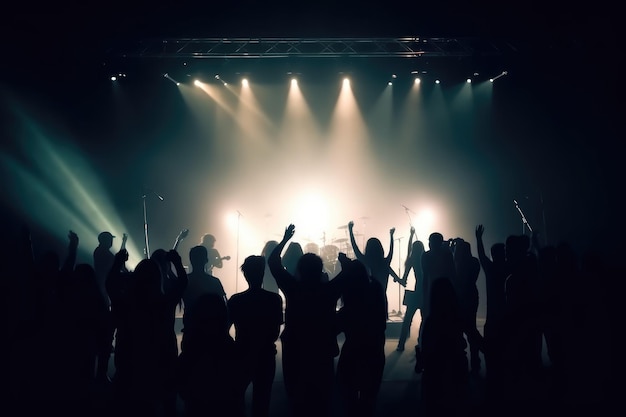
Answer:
[435, 79, 440, 84]
[466, 78, 472, 83]
[343, 78, 350, 87]
[110, 76, 117, 81]
[414, 78, 421, 85]
[490, 70, 508, 82]
[388, 81, 392, 86]
[242, 78, 249, 87]
[164, 73, 181, 85]
[291, 78, 298, 87]
[194, 79, 202, 87]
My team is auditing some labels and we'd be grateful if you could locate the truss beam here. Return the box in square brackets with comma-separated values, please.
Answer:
[119, 37, 511, 59]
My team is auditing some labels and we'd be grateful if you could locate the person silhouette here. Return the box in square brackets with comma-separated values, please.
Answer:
[268, 224, 345, 417]
[182, 245, 227, 330]
[200, 233, 229, 274]
[475, 224, 508, 403]
[347, 220, 397, 317]
[335, 257, 387, 417]
[283, 241, 304, 278]
[177, 293, 247, 417]
[416, 232, 456, 373]
[228, 255, 283, 417]
[451, 238, 484, 374]
[396, 226, 425, 352]
[420, 277, 469, 417]
[107, 249, 186, 417]
[261, 240, 280, 294]
[93, 231, 127, 383]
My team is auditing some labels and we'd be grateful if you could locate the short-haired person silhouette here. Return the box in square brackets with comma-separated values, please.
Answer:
[335, 257, 387, 417]
[93, 231, 126, 383]
[183, 245, 227, 329]
[200, 233, 229, 274]
[268, 224, 346, 417]
[420, 277, 469, 417]
[228, 255, 283, 417]
[177, 293, 247, 417]
[415, 232, 456, 372]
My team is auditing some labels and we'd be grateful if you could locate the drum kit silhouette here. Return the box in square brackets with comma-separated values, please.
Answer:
[301, 218, 368, 278]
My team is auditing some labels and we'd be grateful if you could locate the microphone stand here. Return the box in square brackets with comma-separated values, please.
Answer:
[390, 236, 404, 318]
[235, 210, 242, 293]
[514, 199, 533, 235]
[142, 188, 164, 259]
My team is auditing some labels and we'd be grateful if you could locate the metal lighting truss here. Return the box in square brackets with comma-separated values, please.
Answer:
[117, 37, 516, 59]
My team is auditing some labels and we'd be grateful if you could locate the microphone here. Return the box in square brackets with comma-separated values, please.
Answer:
[143, 187, 164, 201]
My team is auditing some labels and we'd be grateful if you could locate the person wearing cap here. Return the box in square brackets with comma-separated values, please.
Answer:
[93, 230, 126, 383]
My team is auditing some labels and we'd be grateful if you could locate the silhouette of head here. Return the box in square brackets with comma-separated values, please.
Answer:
[98, 231, 115, 248]
[412, 240, 425, 256]
[505, 235, 527, 262]
[201, 234, 216, 248]
[241, 255, 266, 288]
[189, 245, 209, 269]
[428, 232, 444, 250]
[364, 238, 384, 259]
[454, 240, 472, 260]
[261, 240, 279, 258]
[283, 242, 304, 275]
[151, 248, 168, 264]
[296, 252, 324, 283]
[491, 243, 506, 263]
[133, 258, 163, 299]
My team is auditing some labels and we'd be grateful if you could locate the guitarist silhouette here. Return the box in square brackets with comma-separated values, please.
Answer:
[201, 233, 231, 274]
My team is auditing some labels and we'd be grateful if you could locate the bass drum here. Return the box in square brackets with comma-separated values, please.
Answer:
[320, 245, 339, 263]
[304, 242, 320, 256]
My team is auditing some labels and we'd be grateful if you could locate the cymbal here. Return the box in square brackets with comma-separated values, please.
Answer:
[333, 238, 348, 243]
[337, 225, 348, 230]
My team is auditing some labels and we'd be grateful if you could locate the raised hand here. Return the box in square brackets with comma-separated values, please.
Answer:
[390, 227, 396, 236]
[338, 252, 350, 268]
[410, 226, 415, 236]
[348, 221, 354, 229]
[475, 224, 484, 239]
[68, 230, 79, 246]
[282, 224, 295, 242]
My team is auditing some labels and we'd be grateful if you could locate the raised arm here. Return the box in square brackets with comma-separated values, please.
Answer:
[386, 227, 396, 263]
[475, 224, 491, 267]
[348, 221, 364, 260]
[106, 248, 129, 300]
[268, 224, 296, 291]
[399, 226, 416, 286]
[406, 226, 415, 260]
[61, 230, 79, 275]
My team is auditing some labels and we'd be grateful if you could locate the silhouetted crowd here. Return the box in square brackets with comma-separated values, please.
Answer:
[1, 219, 619, 417]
